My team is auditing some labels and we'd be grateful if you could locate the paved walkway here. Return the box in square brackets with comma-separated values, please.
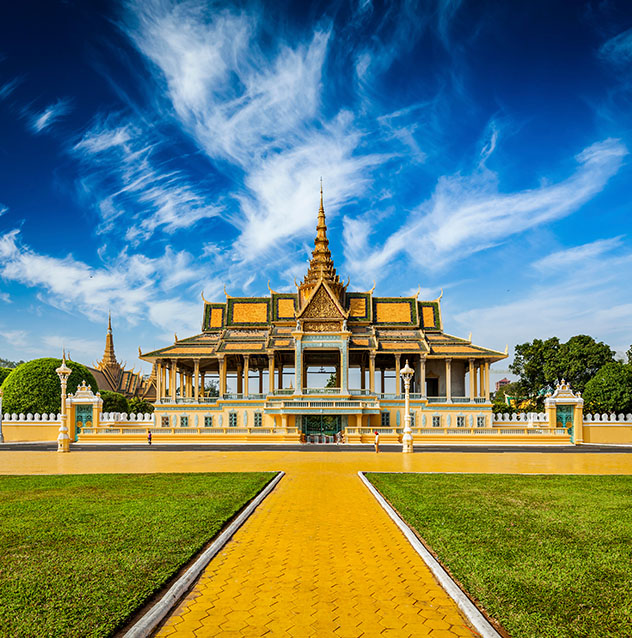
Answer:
[2, 449, 630, 637]
[156, 467, 478, 638]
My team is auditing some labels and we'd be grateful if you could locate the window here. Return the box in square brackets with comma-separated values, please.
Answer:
[180, 415, 188, 427]
[477, 416, 486, 428]
[229, 412, 237, 427]
[204, 416, 213, 428]
[381, 412, 390, 427]
[161, 416, 169, 428]
[432, 415, 441, 428]
[254, 412, 262, 427]
[457, 416, 465, 428]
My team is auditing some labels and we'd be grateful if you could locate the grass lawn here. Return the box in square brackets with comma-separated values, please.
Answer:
[0, 472, 274, 638]
[366, 473, 632, 638]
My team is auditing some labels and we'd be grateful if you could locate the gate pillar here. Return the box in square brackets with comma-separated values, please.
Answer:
[66, 382, 103, 441]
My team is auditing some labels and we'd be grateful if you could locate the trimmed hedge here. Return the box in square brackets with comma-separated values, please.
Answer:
[0, 358, 98, 414]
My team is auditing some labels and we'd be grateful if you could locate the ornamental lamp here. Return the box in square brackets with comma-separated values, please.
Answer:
[401, 359, 414, 454]
[56, 351, 72, 453]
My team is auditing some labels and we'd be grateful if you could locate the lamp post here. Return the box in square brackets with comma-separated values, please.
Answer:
[0, 388, 4, 444]
[56, 351, 72, 453]
[401, 359, 414, 453]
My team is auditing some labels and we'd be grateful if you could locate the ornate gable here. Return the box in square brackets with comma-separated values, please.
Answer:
[298, 280, 348, 332]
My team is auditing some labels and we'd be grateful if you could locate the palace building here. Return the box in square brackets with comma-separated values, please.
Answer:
[139, 190, 507, 443]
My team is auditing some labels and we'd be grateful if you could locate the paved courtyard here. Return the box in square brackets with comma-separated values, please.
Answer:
[1, 448, 630, 637]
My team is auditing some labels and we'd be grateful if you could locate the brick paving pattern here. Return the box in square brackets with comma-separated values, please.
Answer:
[155, 467, 479, 638]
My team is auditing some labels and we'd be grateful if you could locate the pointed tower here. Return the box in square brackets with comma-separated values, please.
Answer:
[298, 183, 345, 309]
[95, 313, 123, 388]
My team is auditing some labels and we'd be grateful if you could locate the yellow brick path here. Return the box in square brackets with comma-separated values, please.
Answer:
[155, 468, 478, 638]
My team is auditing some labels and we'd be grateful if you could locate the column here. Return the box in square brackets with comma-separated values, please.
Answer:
[194, 359, 200, 402]
[360, 362, 366, 390]
[200, 371, 205, 398]
[469, 358, 475, 401]
[237, 359, 243, 395]
[294, 343, 302, 394]
[268, 353, 275, 392]
[445, 358, 452, 402]
[218, 356, 226, 397]
[170, 359, 176, 400]
[369, 353, 376, 393]
[156, 361, 162, 400]
[278, 361, 284, 389]
[259, 368, 263, 394]
[341, 344, 349, 394]
[484, 361, 490, 401]
[420, 355, 426, 397]
[395, 354, 401, 396]
[473, 362, 478, 398]
[243, 355, 250, 397]
[161, 364, 167, 399]
[479, 364, 484, 399]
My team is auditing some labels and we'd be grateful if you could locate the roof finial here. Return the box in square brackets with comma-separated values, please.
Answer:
[108, 311, 112, 333]
[319, 177, 324, 213]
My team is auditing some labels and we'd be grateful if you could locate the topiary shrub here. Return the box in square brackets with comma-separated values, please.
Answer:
[128, 397, 154, 414]
[100, 391, 129, 414]
[0, 366, 13, 386]
[0, 358, 98, 415]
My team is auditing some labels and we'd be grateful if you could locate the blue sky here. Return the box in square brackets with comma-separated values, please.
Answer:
[0, 0, 631, 382]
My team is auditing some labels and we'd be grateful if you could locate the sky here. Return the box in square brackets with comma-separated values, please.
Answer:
[0, 0, 631, 383]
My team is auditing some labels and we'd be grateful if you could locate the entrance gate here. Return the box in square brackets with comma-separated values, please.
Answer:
[75, 405, 93, 442]
[556, 405, 574, 443]
[301, 415, 343, 444]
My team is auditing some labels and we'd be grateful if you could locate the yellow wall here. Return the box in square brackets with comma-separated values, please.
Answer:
[583, 425, 632, 445]
[3, 424, 60, 442]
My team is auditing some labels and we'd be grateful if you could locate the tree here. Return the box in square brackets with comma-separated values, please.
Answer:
[128, 397, 154, 414]
[583, 362, 632, 414]
[510, 335, 615, 399]
[626, 345, 632, 365]
[0, 357, 24, 368]
[204, 380, 219, 397]
[0, 358, 98, 414]
[325, 373, 337, 388]
[100, 391, 129, 414]
[492, 382, 521, 414]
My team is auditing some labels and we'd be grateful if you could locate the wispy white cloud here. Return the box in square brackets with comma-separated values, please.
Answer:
[0, 203, 7, 217]
[122, 0, 382, 257]
[345, 137, 628, 281]
[29, 98, 72, 134]
[0, 292, 10, 304]
[42, 335, 102, 361]
[600, 27, 632, 66]
[73, 117, 222, 241]
[0, 229, 209, 336]
[0, 78, 22, 100]
[0, 328, 29, 348]
[532, 236, 624, 273]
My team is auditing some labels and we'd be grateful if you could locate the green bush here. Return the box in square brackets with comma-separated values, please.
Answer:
[128, 397, 154, 414]
[1, 358, 98, 414]
[583, 362, 632, 414]
[100, 391, 129, 414]
[0, 367, 13, 386]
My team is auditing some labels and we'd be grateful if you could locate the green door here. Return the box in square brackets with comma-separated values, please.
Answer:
[302, 415, 343, 442]
[75, 405, 93, 441]
[556, 405, 574, 443]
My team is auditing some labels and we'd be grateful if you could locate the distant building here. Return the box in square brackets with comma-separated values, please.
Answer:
[496, 377, 511, 391]
[87, 315, 156, 401]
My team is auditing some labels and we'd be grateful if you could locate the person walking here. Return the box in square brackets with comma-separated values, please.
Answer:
[147, 430, 152, 446]
[374, 430, 380, 453]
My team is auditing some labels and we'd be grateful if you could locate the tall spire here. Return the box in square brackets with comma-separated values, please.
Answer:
[98, 313, 119, 369]
[298, 182, 345, 306]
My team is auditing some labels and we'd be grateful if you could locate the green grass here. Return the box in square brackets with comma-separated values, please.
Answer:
[366, 473, 632, 638]
[0, 472, 274, 638]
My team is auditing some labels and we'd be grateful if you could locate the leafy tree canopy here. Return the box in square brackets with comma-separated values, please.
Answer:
[100, 391, 129, 414]
[510, 335, 614, 397]
[627, 345, 632, 365]
[1, 358, 97, 414]
[0, 357, 24, 368]
[128, 397, 154, 414]
[583, 362, 632, 414]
